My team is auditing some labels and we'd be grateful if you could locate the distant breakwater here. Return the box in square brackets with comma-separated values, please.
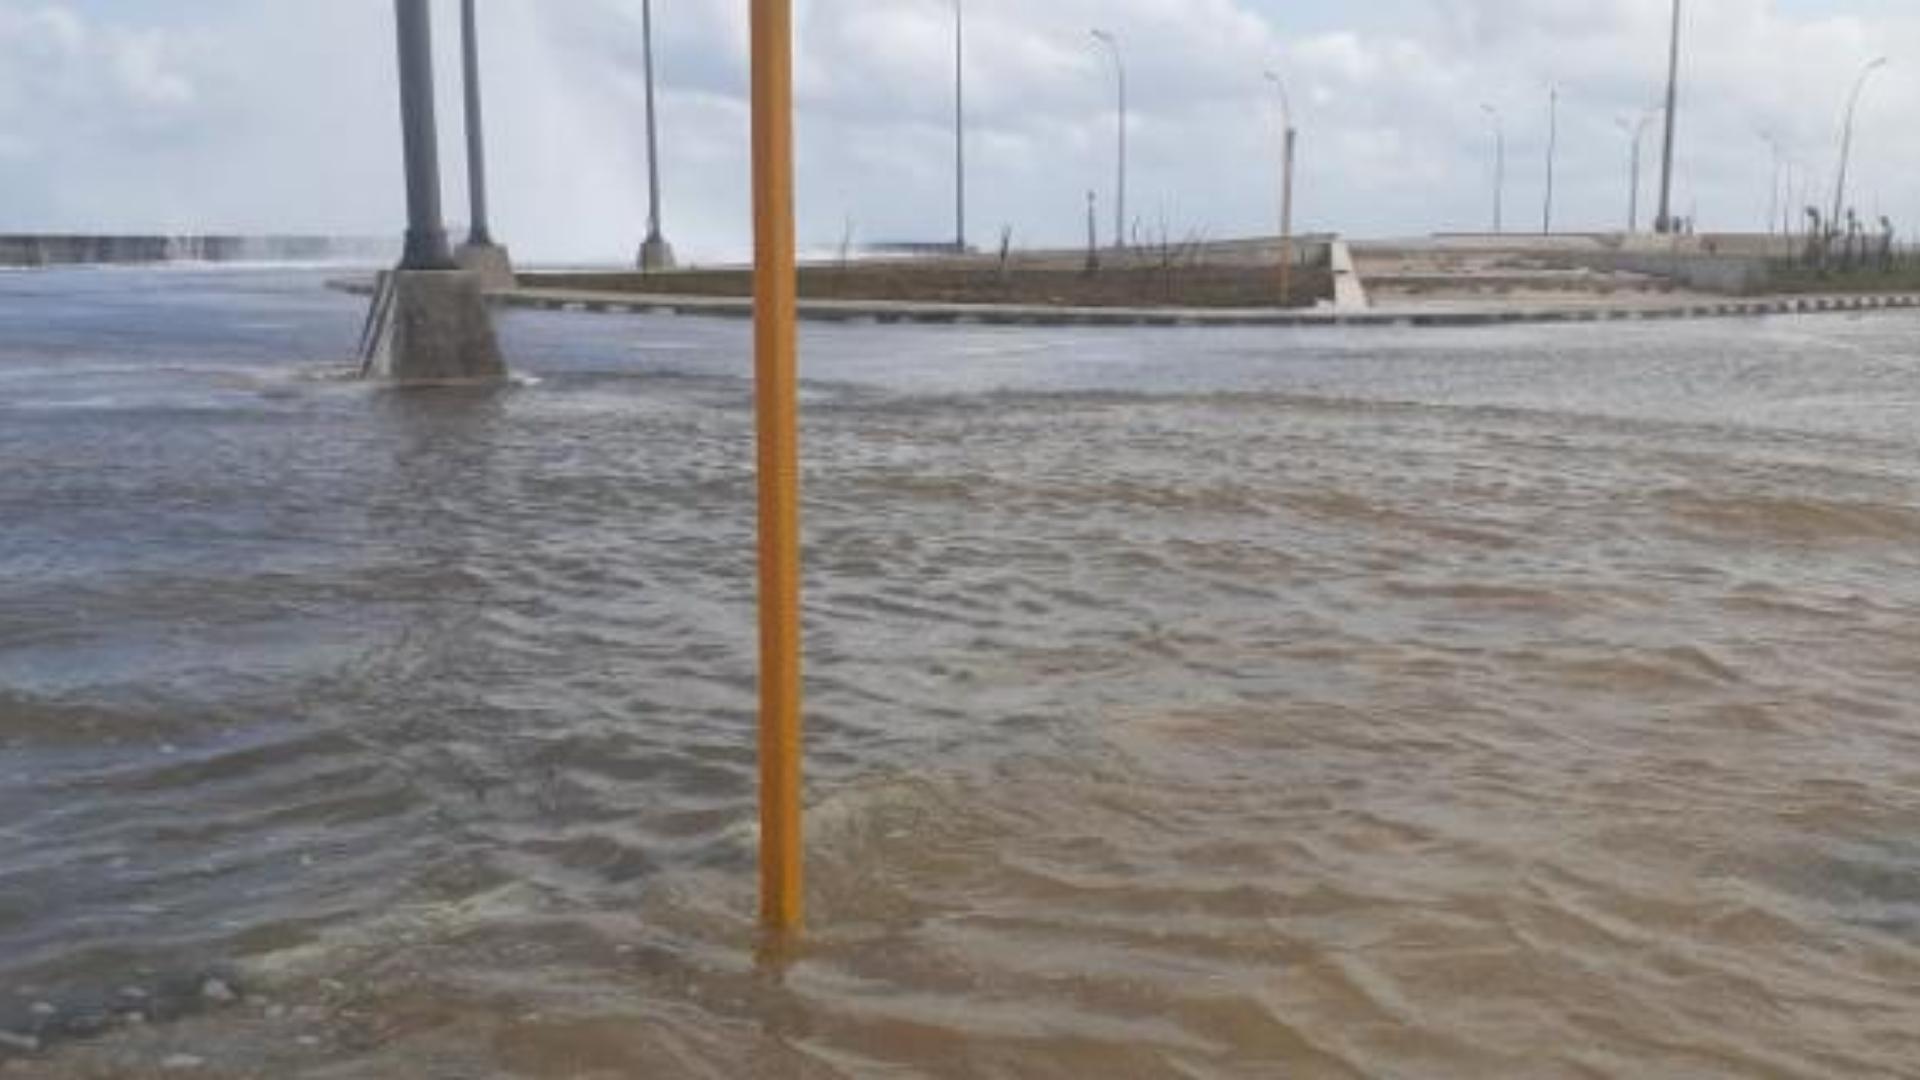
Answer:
[0, 234, 393, 268]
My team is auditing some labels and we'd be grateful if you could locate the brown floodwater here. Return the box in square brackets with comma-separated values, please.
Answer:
[2, 269, 1918, 1077]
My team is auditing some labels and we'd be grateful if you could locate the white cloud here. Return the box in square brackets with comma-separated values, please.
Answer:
[107, 26, 195, 108]
[0, 3, 198, 121]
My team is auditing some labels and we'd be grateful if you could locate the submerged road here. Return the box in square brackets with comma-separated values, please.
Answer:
[4, 266, 1918, 1077]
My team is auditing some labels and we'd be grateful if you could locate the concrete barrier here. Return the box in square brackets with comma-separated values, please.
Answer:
[366, 271, 507, 383]
[1328, 241, 1370, 311]
[1, 234, 393, 268]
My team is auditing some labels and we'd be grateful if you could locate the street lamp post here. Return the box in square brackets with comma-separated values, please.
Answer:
[1085, 190, 1099, 272]
[394, 0, 456, 270]
[1830, 57, 1889, 250]
[1543, 85, 1558, 235]
[1782, 157, 1797, 253]
[1265, 70, 1297, 307]
[638, 0, 676, 271]
[1091, 29, 1127, 251]
[458, 0, 493, 249]
[1481, 104, 1504, 235]
[953, 0, 965, 253]
[1760, 131, 1783, 243]
[1655, 0, 1682, 234]
[1618, 110, 1655, 233]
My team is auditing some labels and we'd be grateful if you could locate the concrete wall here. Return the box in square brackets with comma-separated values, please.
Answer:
[1559, 250, 1772, 295]
[1619, 253, 1769, 293]
[1328, 241, 1370, 311]
[0, 235, 394, 268]
[951, 236, 1335, 273]
[1428, 233, 1616, 254]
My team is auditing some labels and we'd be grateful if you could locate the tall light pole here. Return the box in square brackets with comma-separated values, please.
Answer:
[1782, 157, 1797, 250]
[638, 0, 676, 271]
[1265, 70, 1297, 306]
[458, 0, 493, 249]
[1543, 85, 1558, 235]
[1831, 56, 1889, 244]
[1091, 28, 1126, 251]
[1760, 131, 1783, 241]
[394, 0, 455, 270]
[952, 0, 966, 253]
[1655, 0, 1682, 234]
[1481, 103, 1505, 235]
[1618, 110, 1656, 233]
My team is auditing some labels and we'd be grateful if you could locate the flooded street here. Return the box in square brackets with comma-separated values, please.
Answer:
[3, 268, 1919, 1077]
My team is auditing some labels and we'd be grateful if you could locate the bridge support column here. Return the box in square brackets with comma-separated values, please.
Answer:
[368, 271, 503, 382]
[375, 0, 504, 383]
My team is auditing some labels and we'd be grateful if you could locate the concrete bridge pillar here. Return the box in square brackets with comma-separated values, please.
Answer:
[375, 0, 504, 383]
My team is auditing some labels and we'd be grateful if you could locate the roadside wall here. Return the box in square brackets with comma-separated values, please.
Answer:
[0, 235, 394, 268]
[1569, 251, 1772, 294]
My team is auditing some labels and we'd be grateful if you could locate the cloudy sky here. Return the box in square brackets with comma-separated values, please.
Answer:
[1, 0, 1916, 262]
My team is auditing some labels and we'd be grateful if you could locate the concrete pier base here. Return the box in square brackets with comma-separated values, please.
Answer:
[454, 241, 515, 290]
[638, 236, 677, 272]
[370, 269, 506, 383]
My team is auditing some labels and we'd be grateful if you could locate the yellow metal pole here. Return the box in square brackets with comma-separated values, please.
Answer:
[751, 0, 805, 936]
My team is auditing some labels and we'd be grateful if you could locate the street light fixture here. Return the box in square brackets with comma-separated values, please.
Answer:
[1481, 103, 1504, 235]
[1830, 56, 1889, 246]
[1264, 69, 1298, 306]
[1090, 28, 1127, 251]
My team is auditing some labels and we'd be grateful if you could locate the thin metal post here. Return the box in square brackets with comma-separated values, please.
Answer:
[1832, 57, 1889, 243]
[1629, 130, 1641, 233]
[1620, 112, 1651, 232]
[1085, 189, 1099, 272]
[1543, 86, 1557, 235]
[1482, 104, 1504, 235]
[1783, 158, 1795, 256]
[459, 0, 492, 246]
[1762, 133, 1781, 240]
[1281, 127, 1296, 306]
[642, 0, 671, 260]
[751, 0, 804, 939]
[1496, 125, 1505, 235]
[394, 0, 455, 270]
[1265, 70, 1295, 306]
[1092, 30, 1126, 251]
[1656, 0, 1682, 234]
[954, 0, 966, 252]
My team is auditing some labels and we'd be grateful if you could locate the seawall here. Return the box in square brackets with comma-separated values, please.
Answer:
[0, 235, 393, 268]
